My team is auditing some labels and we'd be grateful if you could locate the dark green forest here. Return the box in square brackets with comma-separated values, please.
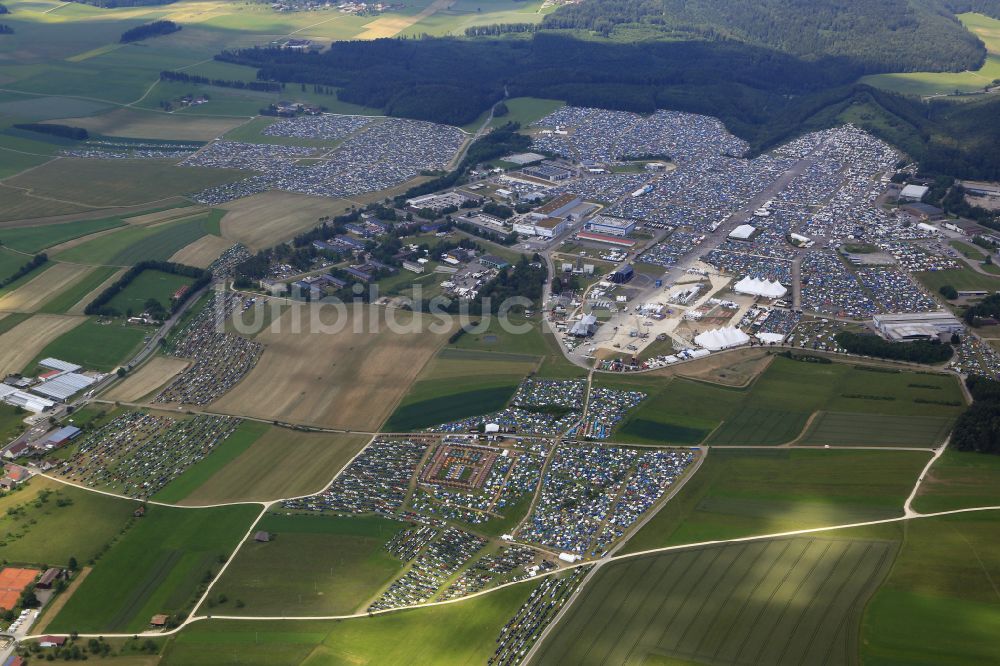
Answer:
[212, 0, 1000, 179]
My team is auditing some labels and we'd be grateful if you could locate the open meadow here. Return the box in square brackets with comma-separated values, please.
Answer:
[211, 514, 406, 616]
[156, 425, 370, 505]
[24, 318, 147, 372]
[47, 503, 260, 634]
[861, 511, 1000, 665]
[913, 449, 1000, 512]
[212, 304, 450, 431]
[621, 448, 929, 554]
[52, 108, 246, 142]
[0, 476, 138, 566]
[0, 215, 126, 254]
[532, 535, 897, 666]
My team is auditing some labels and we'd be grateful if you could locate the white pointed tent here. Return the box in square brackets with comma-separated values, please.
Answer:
[694, 327, 750, 351]
[733, 277, 787, 299]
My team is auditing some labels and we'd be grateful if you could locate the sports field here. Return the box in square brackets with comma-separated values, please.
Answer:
[47, 503, 260, 634]
[157, 426, 369, 505]
[0, 476, 138, 566]
[861, 511, 1000, 665]
[533, 536, 897, 666]
[913, 449, 1000, 512]
[621, 448, 929, 554]
[609, 356, 964, 446]
[0, 313, 84, 376]
[212, 304, 450, 430]
[104, 356, 190, 403]
[383, 348, 538, 431]
[106, 269, 195, 314]
[0, 262, 94, 313]
[161, 578, 540, 665]
[24, 318, 147, 372]
[212, 514, 406, 615]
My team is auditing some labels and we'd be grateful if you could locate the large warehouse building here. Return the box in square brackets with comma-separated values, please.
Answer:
[873, 312, 963, 341]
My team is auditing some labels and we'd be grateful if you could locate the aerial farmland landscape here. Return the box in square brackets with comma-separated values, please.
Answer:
[0, 0, 998, 664]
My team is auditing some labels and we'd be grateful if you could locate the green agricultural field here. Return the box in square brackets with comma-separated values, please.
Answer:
[450, 316, 586, 378]
[58, 210, 223, 266]
[798, 411, 955, 447]
[0, 476, 138, 567]
[861, 511, 1000, 665]
[913, 449, 1000, 512]
[153, 420, 267, 504]
[211, 514, 407, 616]
[0, 248, 30, 283]
[0, 312, 31, 338]
[915, 266, 1000, 293]
[161, 577, 541, 665]
[491, 97, 565, 128]
[47, 503, 260, 634]
[621, 448, 929, 554]
[106, 269, 195, 314]
[0, 216, 127, 254]
[37, 265, 119, 314]
[609, 356, 964, 446]
[400, 0, 549, 37]
[383, 348, 539, 431]
[4, 160, 246, 209]
[0, 185, 90, 223]
[23, 318, 147, 372]
[533, 536, 896, 666]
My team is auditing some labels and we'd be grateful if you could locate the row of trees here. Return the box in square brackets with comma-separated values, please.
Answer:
[833, 331, 954, 364]
[1, 253, 46, 288]
[159, 70, 284, 93]
[13, 123, 88, 140]
[120, 20, 180, 43]
[85, 260, 209, 317]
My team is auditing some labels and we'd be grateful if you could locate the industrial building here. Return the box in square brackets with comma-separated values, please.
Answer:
[522, 162, 573, 182]
[535, 194, 584, 219]
[513, 215, 567, 239]
[569, 314, 598, 337]
[610, 265, 635, 284]
[576, 231, 637, 247]
[898, 184, 930, 201]
[873, 312, 963, 341]
[585, 216, 636, 238]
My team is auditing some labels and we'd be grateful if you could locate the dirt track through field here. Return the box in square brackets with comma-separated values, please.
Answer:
[0, 263, 95, 313]
[105, 357, 190, 403]
[211, 304, 449, 430]
[0, 314, 84, 375]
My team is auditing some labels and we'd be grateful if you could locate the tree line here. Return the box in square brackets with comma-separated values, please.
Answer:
[834, 331, 954, 364]
[0, 253, 47, 288]
[13, 123, 89, 140]
[120, 20, 180, 43]
[952, 375, 1000, 454]
[159, 70, 284, 93]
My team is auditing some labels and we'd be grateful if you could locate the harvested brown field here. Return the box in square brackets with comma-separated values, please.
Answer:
[169, 234, 232, 268]
[0, 314, 84, 375]
[177, 431, 370, 505]
[0, 263, 94, 313]
[212, 304, 451, 430]
[219, 191, 353, 249]
[104, 356, 190, 402]
[48, 108, 245, 142]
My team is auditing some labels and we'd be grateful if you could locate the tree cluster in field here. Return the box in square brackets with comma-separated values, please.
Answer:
[923, 177, 999, 228]
[1, 253, 47, 287]
[159, 70, 284, 93]
[13, 123, 88, 140]
[0, 5, 9, 14]
[85, 260, 209, 317]
[952, 375, 1000, 454]
[834, 331, 953, 364]
[120, 20, 180, 43]
[0, 24, 12, 34]
[964, 293, 1000, 325]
